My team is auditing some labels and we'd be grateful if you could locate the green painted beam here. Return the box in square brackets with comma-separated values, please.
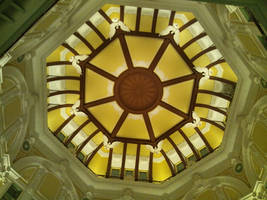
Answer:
[0, 0, 58, 57]
[191, 0, 267, 29]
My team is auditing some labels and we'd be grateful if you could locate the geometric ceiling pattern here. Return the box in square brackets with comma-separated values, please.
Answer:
[46, 4, 237, 183]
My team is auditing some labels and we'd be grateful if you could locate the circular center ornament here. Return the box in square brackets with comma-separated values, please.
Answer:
[114, 68, 163, 114]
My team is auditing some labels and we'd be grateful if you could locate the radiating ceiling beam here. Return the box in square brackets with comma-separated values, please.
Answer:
[159, 101, 188, 119]
[149, 152, 153, 182]
[76, 129, 100, 155]
[209, 76, 236, 86]
[84, 96, 115, 108]
[85, 63, 117, 81]
[200, 118, 225, 131]
[80, 66, 86, 104]
[118, 34, 134, 69]
[198, 89, 232, 101]
[178, 129, 201, 161]
[195, 103, 227, 116]
[47, 76, 80, 82]
[194, 127, 214, 153]
[162, 73, 196, 87]
[135, 144, 141, 181]
[106, 148, 113, 178]
[149, 39, 170, 71]
[73, 32, 95, 52]
[120, 143, 128, 179]
[98, 9, 112, 24]
[64, 119, 91, 146]
[169, 11, 176, 25]
[135, 7, 141, 31]
[143, 113, 156, 143]
[86, 21, 106, 42]
[84, 142, 104, 166]
[179, 18, 197, 32]
[53, 114, 75, 136]
[181, 32, 207, 50]
[120, 6, 124, 22]
[190, 45, 216, 62]
[46, 61, 72, 66]
[160, 149, 175, 176]
[48, 104, 73, 112]
[61, 43, 79, 55]
[205, 58, 225, 69]
[167, 136, 187, 167]
[48, 90, 80, 97]
[151, 9, 158, 33]
[111, 111, 128, 137]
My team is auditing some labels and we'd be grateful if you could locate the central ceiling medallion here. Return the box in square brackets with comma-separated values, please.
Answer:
[114, 68, 163, 114]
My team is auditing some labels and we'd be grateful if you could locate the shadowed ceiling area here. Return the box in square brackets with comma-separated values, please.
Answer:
[46, 4, 237, 183]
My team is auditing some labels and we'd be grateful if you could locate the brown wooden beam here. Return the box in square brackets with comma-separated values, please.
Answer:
[120, 143, 128, 179]
[85, 63, 117, 81]
[149, 152, 153, 182]
[73, 32, 95, 52]
[149, 39, 170, 71]
[111, 111, 128, 137]
[46, 61, 71, 66]
[169, 11, 176, 25]
[120, 6, 124, 22]
[84, 142, 104, 166]
[209, 76, 236, 86]
[86, 21, 106, 41]
[76, 129, 100, 155]
[181, 32, 207, 50]
[82, 108, 111, 139]
[179, 18, 197, 32]
[151, 9, 158, 33]
[206, 58, 225, 69]
[178, 129, 201, 161]
[198, 89, 232, 101]
[47, 76, 80, 82]
[98, 9, 112, 24]
[62, 43, 79, 55]
[167, 136, 187, 167]
[135, 144, 141, 181]
[64, 119, 91, 146]
[135, 7, 141, 31]
[194, 127, 214, 153]
[54, 114, 75, 135]
[84, 96, 115, 108]
[125, 31, 159, 38]
[170, 40, 195, 70]
[80, 65, 86, 104]
[155, 119, 189, 144]
[143, 113, 156, 143]
[160, 149, 175, 176]
[162, 73, 196, 87]
[48, 104, 73, 112]
[159, 101, 188, 119]
[200, 118, 225, 131]
[189, 76, 201, 115]
[191, 45, 216, 62]
[118, 34, 134, 69]
[106, 148, 113, 178]
[195, 103, 227, 116]
[48, 90, 80, 97]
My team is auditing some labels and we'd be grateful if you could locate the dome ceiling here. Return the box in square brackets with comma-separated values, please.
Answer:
[46, 4, 237, 183]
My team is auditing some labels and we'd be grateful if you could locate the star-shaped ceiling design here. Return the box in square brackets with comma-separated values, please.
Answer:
[46, 4, 237, 183]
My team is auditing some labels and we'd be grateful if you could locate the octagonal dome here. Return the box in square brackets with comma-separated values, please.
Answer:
[46, 3, 237, 183]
